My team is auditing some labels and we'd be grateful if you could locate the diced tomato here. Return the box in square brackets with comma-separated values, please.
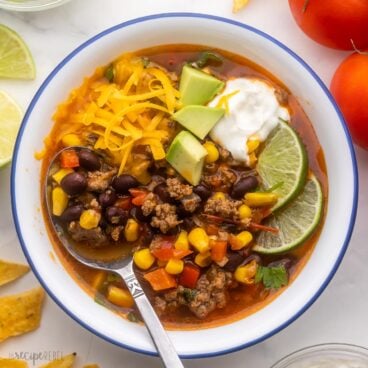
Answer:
[115, 197, 132, 210]
[151, 238, 175, 261]
[210, 240, 227, 262]
[179, 264, 200, 289]
[60, 150, 79, 168]
[172, 249, 193, 259]
[129, 188, 148, 206]
[143, 268, 177, 291]
[206, 223, 219, 236]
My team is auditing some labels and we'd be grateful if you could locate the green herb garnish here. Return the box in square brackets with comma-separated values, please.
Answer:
[127, 311, 140, 323]
[104, 64, 115, 83]
[192, 51, 223, 69]
[255, 265, 288, 290]
[182, 288, 197, 302]
[107, 273, 120, 283]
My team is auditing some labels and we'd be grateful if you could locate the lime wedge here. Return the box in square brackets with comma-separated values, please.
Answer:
[257, 120, 308, 211]
[0, 24, 36, 80]
[253, 175, 323, 254]
[0, 91, 22, 168]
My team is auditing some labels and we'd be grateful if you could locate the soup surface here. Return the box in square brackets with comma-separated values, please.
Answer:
[41, 45, 327, 329]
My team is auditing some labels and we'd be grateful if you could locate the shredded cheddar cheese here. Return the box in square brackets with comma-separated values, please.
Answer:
[48, 55, 180, 175]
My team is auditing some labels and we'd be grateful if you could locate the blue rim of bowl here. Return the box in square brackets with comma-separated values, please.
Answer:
[10, 12, 358, 359]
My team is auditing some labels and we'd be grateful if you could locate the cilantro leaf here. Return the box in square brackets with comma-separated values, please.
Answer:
[255, 265, 288, 290]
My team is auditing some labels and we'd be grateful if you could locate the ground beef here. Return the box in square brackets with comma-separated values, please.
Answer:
[180, 193, 201, 213]
[110, 226, 123, 241]
[218, 146, 231, 161]
[68, 222, 107, 246]
[87, 168, 117, 192]
[150, 203, 182, 233]
[202, 165, 237, 191]
[141, 192, 159, 216]
[154, 266, 233, 319]
[166, 178, 193, 199]
[204, 197, 242, 219]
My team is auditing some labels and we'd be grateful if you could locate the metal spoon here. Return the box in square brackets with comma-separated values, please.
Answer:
[45, 147, 184, 368]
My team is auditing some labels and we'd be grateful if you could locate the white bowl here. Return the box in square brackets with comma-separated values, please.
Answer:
[11, 13, 358, 358]
[0, 0, 71, 11]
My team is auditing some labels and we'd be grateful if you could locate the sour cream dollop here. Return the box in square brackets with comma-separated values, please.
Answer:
[209, 78, 289, 165]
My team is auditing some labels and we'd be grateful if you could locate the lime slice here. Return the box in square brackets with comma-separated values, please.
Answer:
[257, 120, 308, 211]
[0, 91, 23, 168]
[0, 24, 36, 80]
[253, 175, 323, 254]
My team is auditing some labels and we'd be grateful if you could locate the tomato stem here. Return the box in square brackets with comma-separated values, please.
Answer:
[350, 39, 368, 55]
[302, 0, 310, 13]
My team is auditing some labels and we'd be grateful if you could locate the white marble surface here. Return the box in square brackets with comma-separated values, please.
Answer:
[0, 1, 368, 367]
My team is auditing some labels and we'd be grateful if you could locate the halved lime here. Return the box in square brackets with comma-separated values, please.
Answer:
[257, 120, 308, 211]
[0, 91, 23, 168]
[253, 175, 323, 255]
[0, 24, 36, 80]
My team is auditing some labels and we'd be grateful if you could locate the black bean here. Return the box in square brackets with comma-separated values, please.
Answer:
[105, 206, 128, 225]
[193, 184, 211, 200]
[153, 183, 172, 203]
[268, 258, 294, 271]
[230, 176, 259, 199]
[140, 223, 154, 244]
[78, 149, 101, 171]
[60, 204, 84, 222]
[112, 174, 139, 194]
[60, 172, 87, 196]
[241, 254, 262, 267]
[223, 252, 244, 272]
[130, 206, 149, 222]
[98, 189, 117, 208]
[181, 217, 195, 232]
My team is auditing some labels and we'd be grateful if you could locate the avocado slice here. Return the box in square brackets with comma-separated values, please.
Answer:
[173, 105, 225, 140]
[179, 65, 225, 106]
[166, 131, 207, 185]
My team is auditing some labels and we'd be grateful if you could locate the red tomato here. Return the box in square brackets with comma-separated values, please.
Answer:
[330, 53, 368, 150]
[288, 0, 368, 50]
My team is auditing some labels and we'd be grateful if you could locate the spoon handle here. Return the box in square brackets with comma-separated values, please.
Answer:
[117, 267, 185, 368]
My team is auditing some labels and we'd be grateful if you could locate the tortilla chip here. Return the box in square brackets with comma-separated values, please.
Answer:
[83, 365, 99, 368]
[39, 353, 76, 368]
[0, 287, 44, 342]
[0, 259, 30, 286]
[233, 0, 249, 13]
[0, 358, 28, 368]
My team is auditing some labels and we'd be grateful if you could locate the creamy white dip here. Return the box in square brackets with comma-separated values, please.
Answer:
[209, 78, 289, 165]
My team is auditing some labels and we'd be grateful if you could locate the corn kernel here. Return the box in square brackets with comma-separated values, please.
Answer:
[107, 285, 134, 308]
[195, 251, 212, 268]
[203, 141, 219, 163]
[232, 231, 253, 250]
[234, 260, 258, 284]
[248, 152, 258, 168]
[239, 204, 252, 219]
[61, 133, 82, 147]
[247, 138, 260, 154]
[133, 248, 155, 270]
[175, 230, 189, 251]
[188, 228, 210, 253]
[165, 258, 184, 275]
[91, 271, 106, 290]
[244, 192, 278, 207]
[125, 219, 139, 242]
[52, 187, 69, 216]
[213, 192, 225, 200]
[80, 209, 101, 230]
[52, 168, 73, 184]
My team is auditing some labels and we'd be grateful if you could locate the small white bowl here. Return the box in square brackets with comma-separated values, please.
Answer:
[272, 343, 368, 368]
[0, 0, 71, 11]
[11, 14, 358, 358]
